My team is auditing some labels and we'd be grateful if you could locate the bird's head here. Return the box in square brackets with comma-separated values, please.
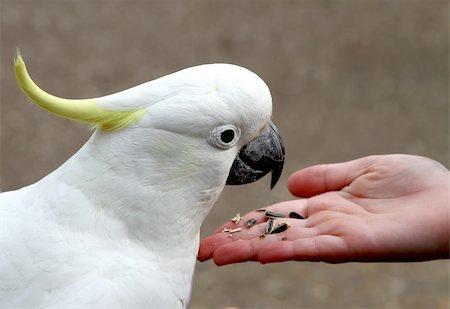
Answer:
[14, 52, 284, 193]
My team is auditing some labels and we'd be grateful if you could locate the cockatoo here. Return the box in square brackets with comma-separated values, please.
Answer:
[0, 51, 284, 308]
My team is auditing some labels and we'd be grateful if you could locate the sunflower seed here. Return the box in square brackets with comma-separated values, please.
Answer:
[231, 213, 242, 224]
[265, 219, 275, 234]
[223, 227, 242, 233]
[265, 211, 286, 219]
[289, 211, 305, 219]
[269, 223, 290, 234]
[245, 218, 257, 228]
[228, 227, 242, 233]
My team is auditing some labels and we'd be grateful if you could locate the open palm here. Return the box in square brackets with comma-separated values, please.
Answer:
[198, 154, 449, 265]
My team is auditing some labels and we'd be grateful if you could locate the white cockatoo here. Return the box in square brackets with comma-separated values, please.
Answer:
[0, 51, 284, 308]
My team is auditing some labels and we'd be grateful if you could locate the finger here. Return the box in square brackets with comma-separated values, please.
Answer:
[197, 232, 233, 262]
[287, 156, 377, 197]
[217, 222, 267, 241]
[220, 218, 311, 243]
[257, 235, 348, 263]
[199, 217, 309, 261]
[207, 224, 320, 265]
[212, 235, 282, 266]
[213, 210, 267, 233]
[284, 226, 320, 240]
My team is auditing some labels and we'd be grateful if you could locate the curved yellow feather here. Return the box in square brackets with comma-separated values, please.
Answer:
[14, 50, 145, 131]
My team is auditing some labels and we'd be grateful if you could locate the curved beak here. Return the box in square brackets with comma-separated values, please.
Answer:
[226, 121, 285, 189]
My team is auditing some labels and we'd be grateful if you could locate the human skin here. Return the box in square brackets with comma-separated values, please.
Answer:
[198, 154, 449, 265]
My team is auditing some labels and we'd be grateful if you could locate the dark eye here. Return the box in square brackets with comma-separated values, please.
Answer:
[207, 125, 241, 149]
[220, 129, 235, 144]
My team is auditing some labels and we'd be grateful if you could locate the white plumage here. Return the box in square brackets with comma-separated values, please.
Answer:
[0, 59, 276, 308]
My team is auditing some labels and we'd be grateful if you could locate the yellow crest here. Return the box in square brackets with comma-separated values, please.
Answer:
[14, 50, 145, 131]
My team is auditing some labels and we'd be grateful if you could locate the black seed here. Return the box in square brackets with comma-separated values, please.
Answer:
[245, 218, 257, 228]
[281, 237, 288, 241]
[288, 212, 305, 219]
[268, 223, 290, 234]
[265, 211, 286, 219]
[256, 208, 266, 212]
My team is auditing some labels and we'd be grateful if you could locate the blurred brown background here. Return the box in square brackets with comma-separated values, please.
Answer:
[1, 0, 448, 308]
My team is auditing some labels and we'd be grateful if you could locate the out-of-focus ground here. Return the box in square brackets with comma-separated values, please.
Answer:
[1, 1, 448, 308]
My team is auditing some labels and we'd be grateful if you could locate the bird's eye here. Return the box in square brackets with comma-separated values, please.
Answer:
[220, 129, 235, 144]
[207, 125, 240, 149]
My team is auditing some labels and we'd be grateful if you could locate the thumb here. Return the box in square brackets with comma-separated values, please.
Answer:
[287, 156, 376, 197]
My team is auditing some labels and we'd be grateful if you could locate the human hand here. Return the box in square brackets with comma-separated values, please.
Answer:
[198, 154, 449, 265]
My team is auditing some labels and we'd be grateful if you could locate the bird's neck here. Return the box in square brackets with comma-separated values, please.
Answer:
[37, 130, 224, 256]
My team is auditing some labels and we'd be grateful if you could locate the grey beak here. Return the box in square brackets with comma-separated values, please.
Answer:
[226, 121, 285, 189]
